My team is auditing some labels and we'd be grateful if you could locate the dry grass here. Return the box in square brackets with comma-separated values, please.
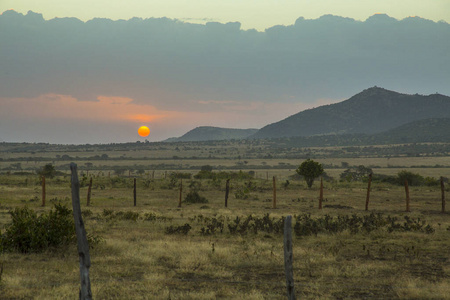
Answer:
[1, 141, 449, 299]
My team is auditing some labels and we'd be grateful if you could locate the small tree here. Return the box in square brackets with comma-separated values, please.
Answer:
[296, 159, 324, 188]
[397, 170, 424, 186]
[38, 164, 56, 179]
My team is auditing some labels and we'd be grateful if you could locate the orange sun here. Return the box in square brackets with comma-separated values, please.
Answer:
[138, 126, 150, 137]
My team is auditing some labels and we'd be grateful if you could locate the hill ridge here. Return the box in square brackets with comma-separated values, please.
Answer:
[250, 87, 450, 139]
[166, 126, 258, 142]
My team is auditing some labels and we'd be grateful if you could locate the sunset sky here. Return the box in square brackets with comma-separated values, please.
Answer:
[1, 0, 449, 144]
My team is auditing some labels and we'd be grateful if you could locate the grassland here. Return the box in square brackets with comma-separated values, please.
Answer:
[0, 141, 449, 299]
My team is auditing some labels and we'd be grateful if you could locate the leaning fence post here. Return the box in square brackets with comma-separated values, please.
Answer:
[405, 179, 410, 212]
[225, 179, 230, 208]
[319, 177, 323, 209]
[178, 179, 182, 208]
[284, 215, 296, 300]
[70, 163, 92, 300]
[86, 177, 92, 207]
[441, 177, 445, 213]
[273, 176, 277, 209]
[365, 173, 372, 211]
[133, 178, 137, 207]
[41, 175, 46, 207]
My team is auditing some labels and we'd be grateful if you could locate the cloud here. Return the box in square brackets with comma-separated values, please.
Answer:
[0, 94, 169, 122]
[1, 10, 449, 112]
[1, 10, 449, 143]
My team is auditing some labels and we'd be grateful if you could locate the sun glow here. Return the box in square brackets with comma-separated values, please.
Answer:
[138, 126, 150, 137]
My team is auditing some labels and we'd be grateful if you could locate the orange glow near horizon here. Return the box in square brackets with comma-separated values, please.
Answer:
[138, 126, 150, 137]
[127, 114, 165, 122]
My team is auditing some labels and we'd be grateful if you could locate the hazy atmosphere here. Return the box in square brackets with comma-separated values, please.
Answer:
[1, 2, 450, 299]
[1, 0, 449, 144]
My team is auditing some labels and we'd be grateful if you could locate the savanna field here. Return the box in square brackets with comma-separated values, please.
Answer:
[0, 141, 449, 299]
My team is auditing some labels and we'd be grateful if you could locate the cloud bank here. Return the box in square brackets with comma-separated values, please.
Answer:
[1, 10, 449, 143]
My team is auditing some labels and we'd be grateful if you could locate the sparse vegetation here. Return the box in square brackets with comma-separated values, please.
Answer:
[0, 141, 449, 299]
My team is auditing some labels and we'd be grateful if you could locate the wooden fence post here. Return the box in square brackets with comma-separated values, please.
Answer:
[178, 179, 182, 208]
[41, 175, 46, 207]
[273, 176, 277, 209]
[405, 179, 410, 212]
[70, 163, 93, 300]
[319, 177, 323, 209]
[365, 173, 372, 211]
[441, 177, 445, 213]
[133, 178, 137, 207]
[86, 177, 92, 206]
[225, 179, 230, 208]
[284, 215, 296, 300]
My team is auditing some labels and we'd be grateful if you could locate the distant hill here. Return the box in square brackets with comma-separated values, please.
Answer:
[273, 118, 450, 147]
[251, 87, 450, 139]
[370, 117, 450, 144]
[165, 126, 258, 142]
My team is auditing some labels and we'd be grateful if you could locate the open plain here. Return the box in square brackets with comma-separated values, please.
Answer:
[0, 141, 449, 299]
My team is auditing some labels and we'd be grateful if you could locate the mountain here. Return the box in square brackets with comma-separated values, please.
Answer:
[251, 87, 450, 139]
[370, 117, 450, 144]
[165, 126, 258, 142]
[249, 118, 450, 148]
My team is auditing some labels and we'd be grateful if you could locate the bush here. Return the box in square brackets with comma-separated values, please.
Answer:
[165, 224, 191, 235]
[340, 165, 373, 182]
[0, 204, 101, 253]
[424, 176, 440, 186]
[37, 164, 56, 179]
[1, 205, 69, 253]
[293, 213, 434, 237]
[397, 170, 425, 186]
[234, 186, 250, 199]
[184, 191, 208, 204]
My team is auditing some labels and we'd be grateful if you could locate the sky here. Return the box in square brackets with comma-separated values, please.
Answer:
[1, 0, 449, 144]
[2, 0, 450, 31]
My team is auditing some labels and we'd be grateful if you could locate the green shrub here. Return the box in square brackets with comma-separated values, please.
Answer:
[165, 224, 191, 235]
[115, 211, 140, 221]
[37, 164, 56, 179]
[234, 186, 250, 199]
[424, 176, 440, 186]
[143, 212, 171, 222]
[397, 170, 425, 186]
[200, 217, 224, 235]
[0, 204, 101, 253]
[293, 213, 434, 237]
[340, 165, 373, 182]
[184, 191, 208, 204]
